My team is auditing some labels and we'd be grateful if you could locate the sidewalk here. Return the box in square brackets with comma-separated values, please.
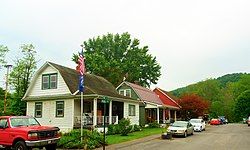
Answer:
[95, 134, 160, 150]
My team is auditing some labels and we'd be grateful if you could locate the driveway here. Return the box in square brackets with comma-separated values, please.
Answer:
[99, 124, 250, 150]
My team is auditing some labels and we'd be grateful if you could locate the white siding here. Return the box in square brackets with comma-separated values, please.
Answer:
[29, 66, 71, 96]
[123, 101, 139, 125]
[26, 99, 74, 133]
[145, 103, 158, 109]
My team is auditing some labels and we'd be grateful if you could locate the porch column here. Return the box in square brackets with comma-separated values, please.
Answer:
[93, 98, 97, 126]
[163, 109, 166, 123]
[168, 109, 171, 120]
[109, 100, 112, 124]
[174, 110, 177, 121]
[157, 107, 160, 124]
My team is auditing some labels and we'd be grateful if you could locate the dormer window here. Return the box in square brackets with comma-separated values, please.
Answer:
[119, 89, 131, 97]
[42, 73, 57, 89]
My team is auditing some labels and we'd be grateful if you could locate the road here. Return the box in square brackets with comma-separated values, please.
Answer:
[104, 124, 250, 150]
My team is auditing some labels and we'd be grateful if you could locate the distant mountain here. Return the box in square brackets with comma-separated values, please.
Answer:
[171, 73, 249, 97]
[216, 73, 246, 87]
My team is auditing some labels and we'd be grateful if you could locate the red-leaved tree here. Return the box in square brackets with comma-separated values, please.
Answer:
[177, 94, 210, 120]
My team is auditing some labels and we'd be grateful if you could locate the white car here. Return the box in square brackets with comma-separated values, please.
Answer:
[189, 118, 206, 132]
[167, 121, 194, 138]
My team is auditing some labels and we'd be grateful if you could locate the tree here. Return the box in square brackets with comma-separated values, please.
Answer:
[177, 94, 210, 120]
[9, 44, 37, 115]
[72, 32, 161, 87]
[0, 45, 9, 65]
[209, 101, 224, 118]
[234, 90, 250, 121]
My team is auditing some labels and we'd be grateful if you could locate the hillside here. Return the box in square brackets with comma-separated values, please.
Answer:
[171, 73, 249, 97]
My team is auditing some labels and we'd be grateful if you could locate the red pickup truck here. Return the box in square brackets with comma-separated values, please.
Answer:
[0, 116, 60, 150]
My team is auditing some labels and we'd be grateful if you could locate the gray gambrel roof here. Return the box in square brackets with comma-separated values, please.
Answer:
[23, 62, 138, 102]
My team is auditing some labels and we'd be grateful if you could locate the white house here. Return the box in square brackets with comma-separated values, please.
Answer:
[22, 62, 140, 132]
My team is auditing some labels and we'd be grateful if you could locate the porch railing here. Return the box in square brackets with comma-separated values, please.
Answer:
[74, 116, 118, 127]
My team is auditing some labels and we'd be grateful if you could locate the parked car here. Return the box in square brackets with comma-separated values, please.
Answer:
[167, 121, 194, 138]
[247, 116, 250, 126]
[0, 116, 60, 150]
[210, 118, 221, 125]
[189, 118, 206, 132]
[218, 116, 227, 124]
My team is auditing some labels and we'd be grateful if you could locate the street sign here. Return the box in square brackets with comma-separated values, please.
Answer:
[101, 96, 110, 103]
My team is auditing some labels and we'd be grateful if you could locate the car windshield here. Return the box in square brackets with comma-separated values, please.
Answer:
[190, 119, 201, 123]
[171, 121, 187, 127]
[10, 117, 40, 127]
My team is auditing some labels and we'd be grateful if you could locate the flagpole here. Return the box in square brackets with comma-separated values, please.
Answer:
[81, 91, 83, 142]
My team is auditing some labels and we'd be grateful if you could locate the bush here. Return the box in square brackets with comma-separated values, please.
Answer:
[148, 121, 160, 128]
[119, 118, 132, 136]
[133, 124, 141, 132]
[107, 124, 121, 135]
[58, 129, 105, 150]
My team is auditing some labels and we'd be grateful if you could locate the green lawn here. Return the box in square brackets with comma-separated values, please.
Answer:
[106, 128, 163, 145]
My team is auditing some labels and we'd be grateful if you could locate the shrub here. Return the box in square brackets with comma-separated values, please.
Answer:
[119, 118, 132, 136]
[107, 124, 121, 135]
[133, 124, 141, 131]
[58, 129, 105, 150]
[148, 121, 160, 128]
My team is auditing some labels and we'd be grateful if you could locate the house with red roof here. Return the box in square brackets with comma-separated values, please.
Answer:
[153, 88, 181, 122]
[117, 81, 180, 126]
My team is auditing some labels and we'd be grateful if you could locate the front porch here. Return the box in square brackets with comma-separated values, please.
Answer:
[145, 107, 179, 124]
[73, 98, 123, 128]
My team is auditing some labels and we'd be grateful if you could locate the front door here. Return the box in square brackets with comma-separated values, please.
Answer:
[0, 118, 10, 145]
[112, 101, 124, 120]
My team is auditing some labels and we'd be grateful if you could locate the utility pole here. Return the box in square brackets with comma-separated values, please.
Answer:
[4, 64, 12, 114]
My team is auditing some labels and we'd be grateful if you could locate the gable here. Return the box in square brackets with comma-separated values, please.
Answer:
[153, 88, 180, 109]
[27, 64, 71, 97]
[117, 84, 139, 100]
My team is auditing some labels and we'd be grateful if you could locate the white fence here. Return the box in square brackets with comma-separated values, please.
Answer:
[74, 115, 118, 127]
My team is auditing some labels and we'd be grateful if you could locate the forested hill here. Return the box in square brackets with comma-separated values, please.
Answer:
[171, 73, 248, 97]
[170, 72, 250, 121]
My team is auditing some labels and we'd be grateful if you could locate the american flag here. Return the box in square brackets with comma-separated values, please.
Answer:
[77, 51, 85, 92]
[77, 52, 85, 75]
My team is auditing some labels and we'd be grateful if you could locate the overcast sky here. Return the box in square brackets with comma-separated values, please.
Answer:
[0, 0, 250, 91]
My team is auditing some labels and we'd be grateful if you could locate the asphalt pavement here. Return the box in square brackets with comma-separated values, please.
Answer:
[95, 124, 250, 150]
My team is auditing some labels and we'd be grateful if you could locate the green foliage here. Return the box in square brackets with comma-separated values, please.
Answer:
[217, 73, 244, 88]
[133, 124, 141, 131]
[118, 118, 133, 136]
[72, 32, 161, 87]
[107, 128, 162, 145]
[148, 121, 160, 128]
[107, 124, 121, 135]
[58, 129, 105, 150]
[234, 90, 250, 122]
[0, 45, 9, 65]
[171, 73, 250, 122]
[209, 101, 224, 118]
[9, 44, 37, 99]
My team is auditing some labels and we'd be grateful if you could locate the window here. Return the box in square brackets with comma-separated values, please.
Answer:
[35, 102, 42, 118]
[56, 101, 64, 117]
[42, 73, 57, 89]
[129, 104, 135, 116]
[0, 119, 8, 128]
[119, 89, 131, 97]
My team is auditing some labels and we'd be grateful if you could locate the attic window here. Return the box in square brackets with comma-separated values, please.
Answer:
[119, 89, 131, 97]
[42, 73, 58, 90]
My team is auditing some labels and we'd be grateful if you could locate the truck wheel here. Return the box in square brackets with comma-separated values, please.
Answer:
[45, 144, 57, 150]
[14, 141, 28, 150]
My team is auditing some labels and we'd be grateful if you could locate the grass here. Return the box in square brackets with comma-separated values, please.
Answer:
[106, 128, 163, 145]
